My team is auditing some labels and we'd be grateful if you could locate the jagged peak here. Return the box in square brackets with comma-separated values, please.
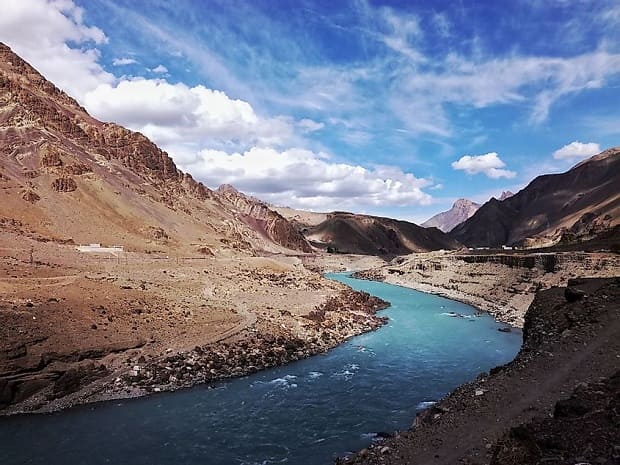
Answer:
[216, 184, 241, 195]
[0, 42, 86, 113]
[453, 198, 479, 208]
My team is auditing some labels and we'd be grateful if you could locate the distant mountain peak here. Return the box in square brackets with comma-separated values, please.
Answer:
[453, 198, 479, 208]
[498, 191, 514, 201]
[422, 198, 480, 233]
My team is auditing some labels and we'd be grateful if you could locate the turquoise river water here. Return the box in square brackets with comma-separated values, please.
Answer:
[0, 272, 521, 465]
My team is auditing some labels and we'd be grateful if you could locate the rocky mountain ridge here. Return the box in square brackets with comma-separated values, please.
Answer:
[216, 184, 313, 253]
[0, 42, 307, 255]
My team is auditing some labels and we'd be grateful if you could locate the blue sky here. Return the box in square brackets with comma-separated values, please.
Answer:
[1, 0, 619, 222]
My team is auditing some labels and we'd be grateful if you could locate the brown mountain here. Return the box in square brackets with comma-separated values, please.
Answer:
[450, 148, 620, 248]
[421, 198, 481, 232]
[0, 42, 307, 255]
[301, 211, 461, 256]
[216, 185, 312, 253]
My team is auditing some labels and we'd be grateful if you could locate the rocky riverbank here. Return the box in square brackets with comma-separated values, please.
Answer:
[351, 251, 619, 327]
[341, 276, 620, 465]
[0, 238, 392, 416]
[100, 289, 389, 406]
[1, 284, 389, 415]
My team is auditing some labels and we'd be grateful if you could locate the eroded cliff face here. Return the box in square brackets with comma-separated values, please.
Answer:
[216, 184, 313, 253]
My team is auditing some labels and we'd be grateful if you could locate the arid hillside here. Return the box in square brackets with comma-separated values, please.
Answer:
[277, 209, 461, 256]
[451, 148, 620, 248]
[0, 42, 308, 256]
[0, 43, 390, 414]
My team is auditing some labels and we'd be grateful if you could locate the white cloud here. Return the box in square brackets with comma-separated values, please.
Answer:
[178, 147, 433, 210]
[552, 141, 601, 160]
[451, 152, 516, 179]
[83, 79, 294, 149]
[113, 57, 137, 66]
[151, 64, 168, 73]
[0, 0, 113, 99]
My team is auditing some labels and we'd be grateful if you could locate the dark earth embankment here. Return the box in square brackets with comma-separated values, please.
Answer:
[342, 277, 620, 465]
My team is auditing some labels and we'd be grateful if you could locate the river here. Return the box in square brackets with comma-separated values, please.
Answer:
[0, 272, 522, 465]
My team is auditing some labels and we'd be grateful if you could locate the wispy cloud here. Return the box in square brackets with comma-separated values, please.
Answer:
[112, 57, 137, 66]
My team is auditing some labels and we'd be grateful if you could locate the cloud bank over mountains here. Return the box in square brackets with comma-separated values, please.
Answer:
[0, 0, 617, 218]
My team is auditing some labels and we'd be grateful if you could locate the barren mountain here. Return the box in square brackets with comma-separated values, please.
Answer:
[0, 42, 315, 256]
[450, 148, 620, 248]
[422, 198, 480, 232]
[301, 212, 461, 256]
[216, 185, 312, 253]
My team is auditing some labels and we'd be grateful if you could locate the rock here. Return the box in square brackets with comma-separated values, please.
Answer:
[51, 176, 77, 192]
[21, 190, 40, 203]
[565, 287, 586, 302]
[475, 389, 485, 396]
[64, 162, 91, 175]
[498, 327, 512, 333]
[51, 364, 108, 399]
[3, 343, 27, 359]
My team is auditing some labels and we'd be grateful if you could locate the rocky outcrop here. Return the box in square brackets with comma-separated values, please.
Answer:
[216, 184, 313, 253]
[64, 162, 91, 175]
[422, 199, 480, 232]
[40, 146, 63, 167]
[51, 177, 77, 192]
[21, 190, 40, 203]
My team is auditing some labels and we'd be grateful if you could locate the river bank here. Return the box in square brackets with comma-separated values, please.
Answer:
[0, 272, 522, 465]
[344, 276, 620, 465]
[0, 244, 388, 415]
[325, 251, 620, 327]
